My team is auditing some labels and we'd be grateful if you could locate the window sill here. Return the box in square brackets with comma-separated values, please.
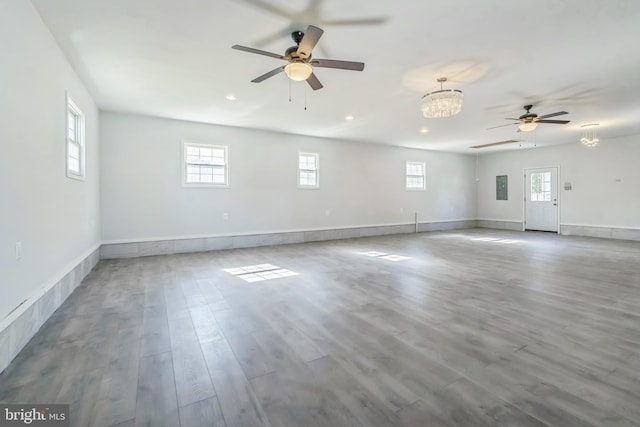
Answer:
[66, 172, 86, 182]
[182, 183, 230, 189]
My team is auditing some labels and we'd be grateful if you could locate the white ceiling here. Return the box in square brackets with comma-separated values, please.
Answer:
[32, 0, 640, 153]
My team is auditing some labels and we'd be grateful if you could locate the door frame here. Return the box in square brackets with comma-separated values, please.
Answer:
[522, 165, 561, 234]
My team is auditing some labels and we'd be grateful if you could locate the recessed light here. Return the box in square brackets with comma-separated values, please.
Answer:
[420, 128, 429, 134]
[225, 94, 237, 101]
[345, 115, 354, 121]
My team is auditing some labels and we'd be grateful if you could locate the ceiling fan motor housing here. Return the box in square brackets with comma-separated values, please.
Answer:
[520, 104, 537, 120]
[291, 30, 304, 45]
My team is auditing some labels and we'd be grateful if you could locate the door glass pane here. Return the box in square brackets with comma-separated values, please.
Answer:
[531, 172, 552, 202]
[530, 173, 542, 201]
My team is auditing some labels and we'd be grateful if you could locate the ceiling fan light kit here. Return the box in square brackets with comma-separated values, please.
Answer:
[421, 77, 463, 118]
[284, 62, 313, 81]
[518, 122, 538, 132]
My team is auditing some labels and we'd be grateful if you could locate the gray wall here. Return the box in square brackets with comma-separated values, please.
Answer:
[100, 112, 478, 242]
[0, 0, 101, 320]
[476, 135, 640, 230]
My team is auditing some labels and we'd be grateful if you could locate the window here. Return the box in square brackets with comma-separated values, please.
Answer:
[406, 161, 425, 190]
[66, 96, 85, 180]
[183, 142, 228, 187]
[298, 152, 319, 188]
[530, 172, 551, 201]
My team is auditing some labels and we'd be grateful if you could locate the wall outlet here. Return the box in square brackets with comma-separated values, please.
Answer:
[399, 207, 404, 213]
[15, 241, 22, 260]
[325, 209, 331, 216]
[222, 213, 229, 220]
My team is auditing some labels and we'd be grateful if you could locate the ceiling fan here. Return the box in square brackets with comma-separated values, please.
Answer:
[488, 105, 570, 132]
[232, 25, 365, 90]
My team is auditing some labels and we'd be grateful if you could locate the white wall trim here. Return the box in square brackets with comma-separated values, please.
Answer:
[100, 220, 478, 259]
[101, 219, 478, 245]
[560, 223, 640, 230]
[0, 243, 100, 374]
[560, 224, 640, 241]
[476, 218, 523, 224]
[476, 219, 524, 232]
[0, 243, 100, 329]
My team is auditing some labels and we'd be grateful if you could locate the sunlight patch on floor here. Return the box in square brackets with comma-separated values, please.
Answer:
[224, 264, 299, 282]
[358, 251, 411, 262]
[471, 237, 524, 244]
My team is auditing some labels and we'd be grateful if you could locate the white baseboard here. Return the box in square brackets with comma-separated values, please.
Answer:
[560, 224, 640, 241]
[476, 219, 523, 231]
[100, 220, 479, 259]
[0, 245, 100, 374]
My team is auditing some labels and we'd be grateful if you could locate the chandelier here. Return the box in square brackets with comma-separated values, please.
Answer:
[421, 77, 463, 118]
[580, 123, 599, 147]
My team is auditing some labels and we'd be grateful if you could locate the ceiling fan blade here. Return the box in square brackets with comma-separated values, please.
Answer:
[306, 72, 323, 90]
[232, 45, 286, 60]
[251, 66, 285, 83]
[537, 111, 568, 120]
[252, 26, 295, 47]
[237, 0, 291, 19]
[312, 59, 365, 71]
[487, 123, 518, 130]
[297, 25, 324, 58]
[504, 118, 521, 121]
[471, 139, 519, 149]
[536, 119, 570, 124]
[321, 17, 388, 26]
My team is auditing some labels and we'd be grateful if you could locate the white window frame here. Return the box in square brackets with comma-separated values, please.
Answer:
[182, 141, 229, 188]
[405, 161, 426, 191]
[66, 94, 85, 180]
[298, 152, 319, 189]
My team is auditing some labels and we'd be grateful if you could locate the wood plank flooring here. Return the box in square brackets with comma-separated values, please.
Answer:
[1, 229, 639, 426]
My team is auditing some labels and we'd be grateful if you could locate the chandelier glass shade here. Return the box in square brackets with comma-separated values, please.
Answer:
[580, 123, 599, 147]
[284, 62, 313, 81]
[421, 78, 463, 118]
[518, 122, 538, 132]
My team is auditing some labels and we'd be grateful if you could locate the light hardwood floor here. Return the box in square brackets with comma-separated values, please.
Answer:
[1, 229, 639, 426]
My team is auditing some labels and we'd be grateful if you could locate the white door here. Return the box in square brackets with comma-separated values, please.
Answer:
[525, 167, 558, 232]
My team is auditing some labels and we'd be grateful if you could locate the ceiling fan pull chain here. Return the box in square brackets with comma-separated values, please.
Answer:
[289, 77, 292, 103]
[304, 84, 307, 111]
